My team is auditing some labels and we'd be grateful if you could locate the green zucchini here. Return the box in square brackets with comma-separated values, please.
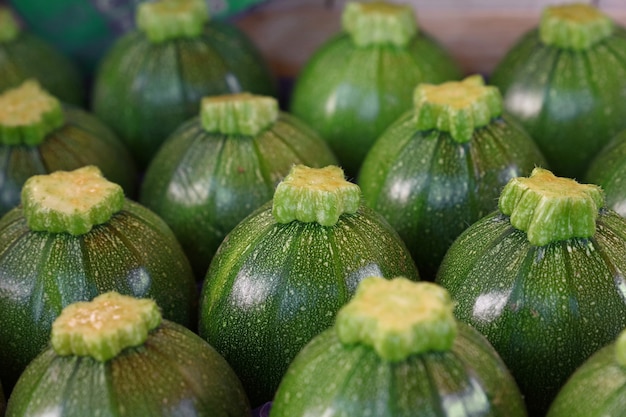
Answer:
[436, 167, 626, 416]
[6, 292, 250, 417]
[91, 0, 276, 168]
[0, 166, 197, 394]
[290, 0, 462, 177]
[585, 129, 626, 217]
[0, 6, 84, 105]
[546, 329, 626, 417]
[490, 3, 626, 179]
[0, 80, 138, 216]
[270, 276, 527, 417]
[140, 93, 337, 278]
[198, 165, 419, 406]
[358, 75, 547, 279]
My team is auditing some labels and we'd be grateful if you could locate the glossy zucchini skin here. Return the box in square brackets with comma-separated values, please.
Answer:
[270, 322, 527, 417]
[139, 113, 338, 279]
[0, 200, 197, 393]
[198, 203, 419, 406]
[490, 27, 626, 179]
[91, 20, 276, 168]
[358, 113, 547, 280]
[0, 105, 138, 216]
[290, 32, 462, 177]
[0, 33, 84, 105]
[546, 342, 626, 417]
[585, 129, 626, 217]
[436, 209, 626, 416]
[6, 320, 251, 417]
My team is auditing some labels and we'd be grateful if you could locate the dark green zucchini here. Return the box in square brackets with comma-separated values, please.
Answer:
[436, 167, 626, 416]
[199, 165, 419, 406]
[290, 1, 462, 177]
[140, 93, 337, 278]
[358, 75, 547, 280]
[6, 292, 250, 417]
[0, 166, 197, 394]
[270, 276, 527, 417]
[91, 0, 276, 168]
[490, 3, 626, 179]
[585, 129, 626, 217]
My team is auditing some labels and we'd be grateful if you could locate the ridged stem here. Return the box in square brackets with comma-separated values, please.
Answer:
[342, 1, 418, 48]
[136, 0, 209, 43]
[539, 3, 614, 50]
[200, 93, 278, 136]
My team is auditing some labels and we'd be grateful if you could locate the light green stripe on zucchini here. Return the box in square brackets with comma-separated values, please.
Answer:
[0, 7, 19, 42]
[200, 93, 278, 136]
[498, 167, 604, 246]
[51, 292, 162, 362]
[21, 166, 125, 236]
[540, 3, 614, 50]
[336, 277, 457, 362]
[413, 75, 502, 143]
[342, 1, 417, 48]
[0, 80, 65, 146]
[272, 165, 360, 227]
[136, 0, 209, 43]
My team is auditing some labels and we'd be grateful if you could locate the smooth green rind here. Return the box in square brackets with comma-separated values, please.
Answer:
[616, 330, 626, 368]
[200, 93, 278, 136]
[336, 277, 456, 362]
[540, 3, 614, 51]
[51, 292, 162, 362]
[0, 80, 65, 146]
[0, 7, 19, 43]
[272, 165, 360, 227]
[414, 75, 503, 143]
[499, 167, 604, 246]
[136, 0, 209, 43]
[21, 166, 125, 236]
[342, 1, 417, 48]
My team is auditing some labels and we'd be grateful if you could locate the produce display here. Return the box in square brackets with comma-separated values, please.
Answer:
[4, 0, 626, 415]
[199, 164, 419, 406]
[490, 3, 626, 179]
[0, 166, 197, 394]
[0, 80, 137, 216]
[140, 93, 337, 278]
[290, 0, 462, 177]
[271, 276, 527, 417]
[91, 0, 276, 168]
[5, 292, 250, 417]
[0, 6, 84, 105]
[437, 167, 626, 416]
[358, 75, 546, 280]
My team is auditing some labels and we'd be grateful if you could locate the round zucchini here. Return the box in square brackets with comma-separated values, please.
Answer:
[490, 3, 626, 179]
[199, 165, 419, 406]
[0, 166, 197, 393]
[0, 6, 84, 105]
[436, 167, 626, 416]
[0, 80, 138, 216]
[358, 75, 547, 280]
[6, 292, 250, 417]
[270, 276, 527, 417]
[140, 93, 337, 278]
[546, 329, 626, 417]
[290, 1, 462, 177]
[585, 129, 626, 217]
[91, 0, 276, 168]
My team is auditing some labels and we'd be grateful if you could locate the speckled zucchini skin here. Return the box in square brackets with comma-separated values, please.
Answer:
[92, 20, 276, 168]
[270, 322, 527, 417]
[0, 33, 84, 105]
[436, 209, 626, 417]
[358, 113, 547, 280]
[139, 113, 338, 279]
[0, 200, 197, 394]
[290, 31, 462, 177]
[546, 342, 626, 417]
[585, 129, 626, 218]
[198, 202, 419, 406]
[6, 320, 250, 417]
[0, 106, 138, 216]
[490, 27, 626, 179]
